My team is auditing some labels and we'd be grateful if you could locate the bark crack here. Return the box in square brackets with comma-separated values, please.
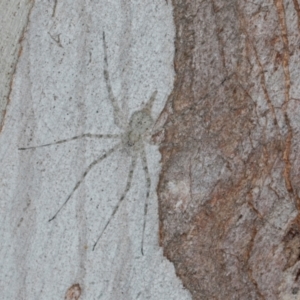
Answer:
[274, 0, 293, 195]
[0, 0, 35, 134]
[252, 44, 279, 129]
[292, 0, 300, 33]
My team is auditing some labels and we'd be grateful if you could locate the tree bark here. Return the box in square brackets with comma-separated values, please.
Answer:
[3, 0, 300, 299]
[0, 1, 190, 299]
[0, 0, 34, 131]
[159, 0, 300, 299]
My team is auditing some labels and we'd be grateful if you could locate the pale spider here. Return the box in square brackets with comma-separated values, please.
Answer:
[19, 32, 158, 255]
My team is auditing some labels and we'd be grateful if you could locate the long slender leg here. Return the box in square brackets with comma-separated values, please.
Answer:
[49, 143, 121, 222]
[140, 146, 151, 255]
[18, 133, 120, 150]
[144, 90, 157, 112]
[102, 32, 125, 129]
[92, 154, 137, 251]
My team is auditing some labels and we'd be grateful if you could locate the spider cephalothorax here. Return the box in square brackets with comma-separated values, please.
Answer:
[123, 104, 155, 151]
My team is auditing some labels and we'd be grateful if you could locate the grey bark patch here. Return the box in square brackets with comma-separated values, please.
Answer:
[0, 0, 34, 132]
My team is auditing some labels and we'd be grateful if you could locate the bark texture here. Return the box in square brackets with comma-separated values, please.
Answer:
[0, 0, 34, 131]
[0, 1, 191, 299]
[158, 0, 300, 299]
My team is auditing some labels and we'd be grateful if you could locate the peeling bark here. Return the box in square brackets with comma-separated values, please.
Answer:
[159, 0, 300, 298]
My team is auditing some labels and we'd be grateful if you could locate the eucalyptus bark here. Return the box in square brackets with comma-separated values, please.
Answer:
[0, 1, 190, 299]
[159, 1, 300, 299]
[2, 0, 300, 299]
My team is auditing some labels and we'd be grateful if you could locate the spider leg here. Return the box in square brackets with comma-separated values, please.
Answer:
[143, 90, 157, 113]
[92, 154, 137, 251]
[102, 32, 125, 129]
[49, 143, 121, 222]
[140, 145, 151, 255]
[18, 133, 120, 150]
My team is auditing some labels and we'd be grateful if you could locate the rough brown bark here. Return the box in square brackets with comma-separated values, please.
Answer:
[158, 0, 300, 298]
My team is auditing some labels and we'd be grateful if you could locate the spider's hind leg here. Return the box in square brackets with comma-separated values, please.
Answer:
[140, 146, 151, 256]
[92, 154, 137, 251]
[49, 143, 121, 222]
[143, 90, 157, 113]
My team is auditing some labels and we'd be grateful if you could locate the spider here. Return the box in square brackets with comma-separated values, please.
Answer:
[19, 32, 158, 255]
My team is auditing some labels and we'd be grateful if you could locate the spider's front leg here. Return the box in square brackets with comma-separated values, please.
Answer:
[102, 32, 126, 130]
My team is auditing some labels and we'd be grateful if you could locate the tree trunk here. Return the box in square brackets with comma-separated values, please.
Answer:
[2, 0, 300, 299]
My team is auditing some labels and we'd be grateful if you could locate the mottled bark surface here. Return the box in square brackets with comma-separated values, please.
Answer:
[0, 1, 191, 299]
[158, 0, 300, 298]
[0, 0, 34, 131]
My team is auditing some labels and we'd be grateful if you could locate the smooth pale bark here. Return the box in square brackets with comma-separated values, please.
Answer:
[0, 1, 191, 299]
[0, 0, 34, 130]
